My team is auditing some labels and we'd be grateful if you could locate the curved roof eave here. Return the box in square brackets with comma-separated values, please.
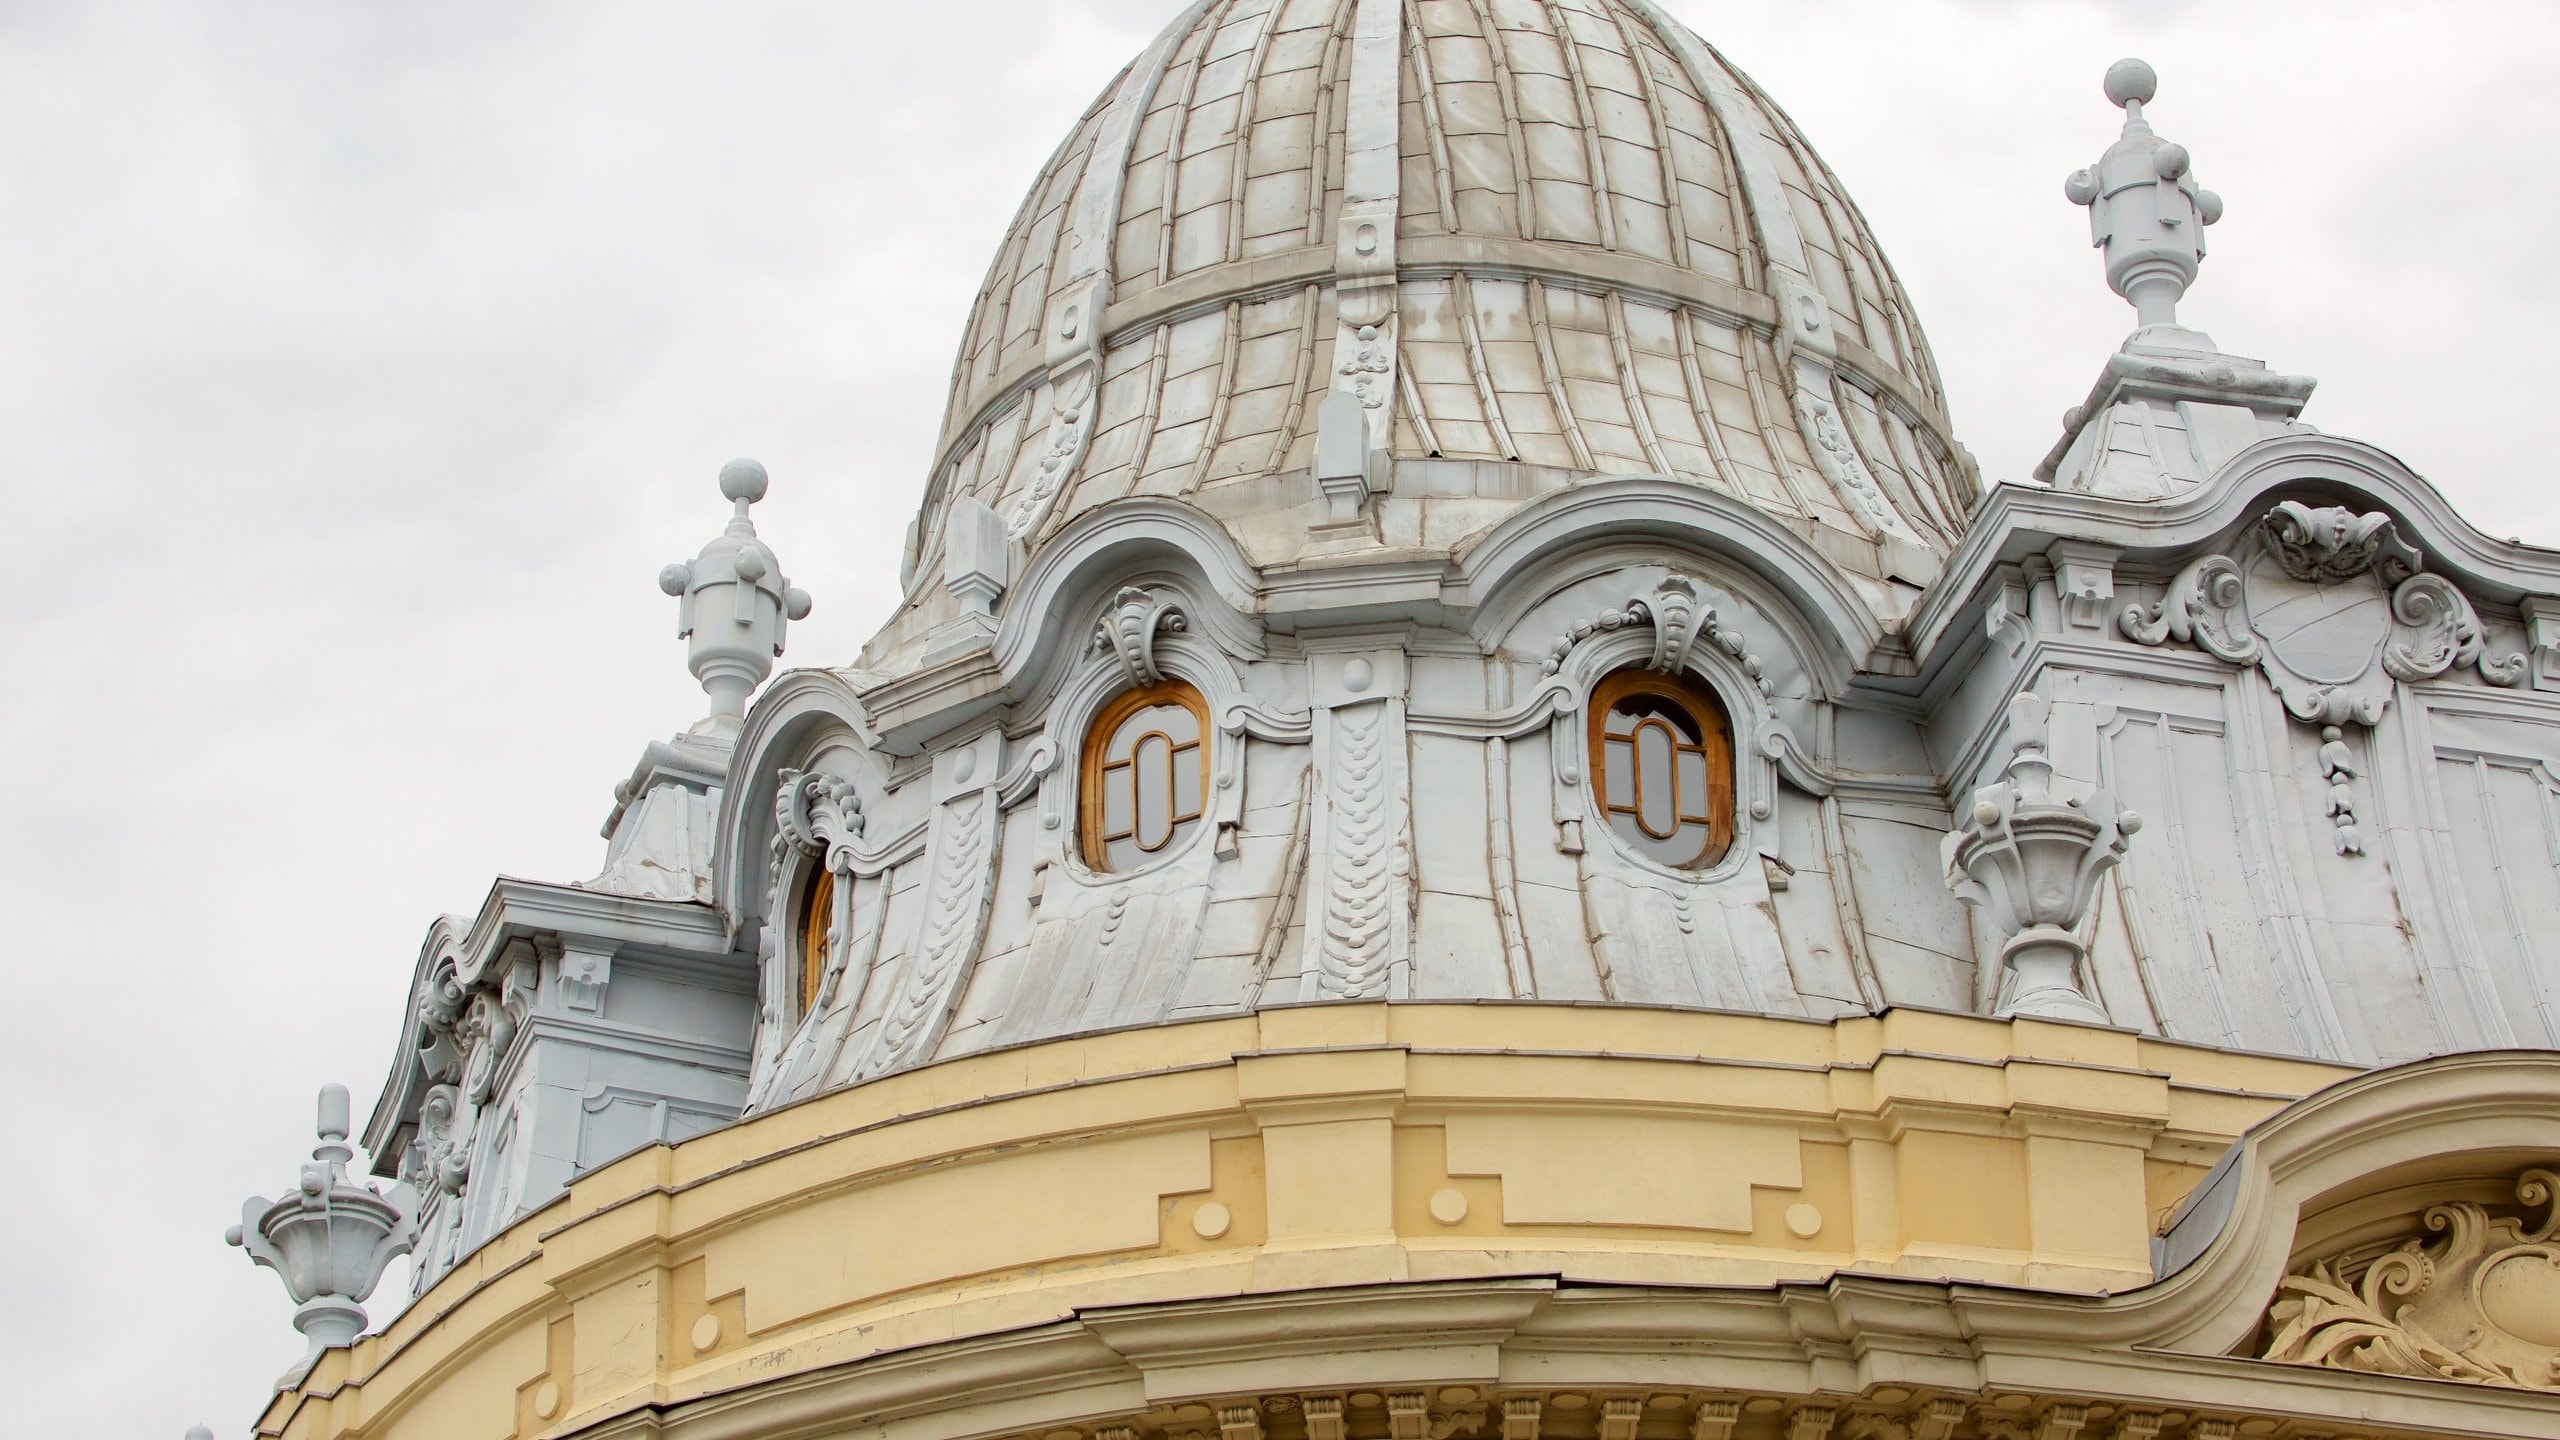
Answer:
[1909, 432, 2560, 666]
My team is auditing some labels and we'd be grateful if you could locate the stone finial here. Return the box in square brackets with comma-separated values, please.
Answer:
[1943, 692, 2141, 1024]
[2065, 59, 2225, 335]
[657, 458, 814, 728]
[226, 1084, 419, 1386]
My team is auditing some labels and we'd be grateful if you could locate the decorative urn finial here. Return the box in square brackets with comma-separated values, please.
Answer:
[225, 1084, 419, 1385]
[1943, 692, 2141, 1024]
[657, 458, 814, 728]
[2065, 59, 2225, 336]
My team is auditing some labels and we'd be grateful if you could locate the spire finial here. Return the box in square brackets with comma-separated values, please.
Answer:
[2065, 59, 2224, 336]
[657, 459, 813, 730]
[2103, 56, 2156, 118]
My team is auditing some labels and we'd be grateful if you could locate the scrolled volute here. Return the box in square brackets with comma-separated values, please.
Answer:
[2262, 1164, 2560, 1391]
[1091, 584, 1189, 687]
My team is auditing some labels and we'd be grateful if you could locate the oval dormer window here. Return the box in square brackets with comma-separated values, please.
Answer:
[1081, 681, 1211, 872]
[1589, 669, 1735, 870]
[798, 867, 834, 1016]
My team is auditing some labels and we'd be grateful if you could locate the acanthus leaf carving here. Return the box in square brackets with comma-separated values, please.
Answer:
[2261, 1164, 2560, 1391]
[1646, 573, 1705, 674]
[1091, 584, 1189, 687]
[2261, 499, 2422, 585]
[394, 943, 531, 1296]
[758, 766, 869, 1059]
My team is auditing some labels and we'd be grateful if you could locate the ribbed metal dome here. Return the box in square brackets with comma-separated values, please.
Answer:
[901, 0, 1971, 619]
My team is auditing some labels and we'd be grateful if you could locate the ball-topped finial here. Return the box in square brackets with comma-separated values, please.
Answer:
[663, 457, 809, 726]
[2103, 58, 2157, 109]
[718, 456, 770, 505]
[2068, 56, 2220, 332]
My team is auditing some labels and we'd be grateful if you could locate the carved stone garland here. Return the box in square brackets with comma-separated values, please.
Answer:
[856, 738, 1003, 1082]
[1313, 695, 1397, 997]
[2122, 502, 2523, 854]
[2262, 1165, 2560, 1390]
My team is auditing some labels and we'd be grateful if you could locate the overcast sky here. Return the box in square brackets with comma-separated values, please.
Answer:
[3, 2, 2554, 1433]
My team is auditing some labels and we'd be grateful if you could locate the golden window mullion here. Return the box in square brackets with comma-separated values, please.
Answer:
[1588, 667, 1736, 870]
[1080, 679, 1215, 871]
[798, 866, 835, 1015]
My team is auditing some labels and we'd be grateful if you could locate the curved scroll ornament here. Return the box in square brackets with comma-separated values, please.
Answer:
[755, 768, 866, 1067]
[2388, 574, 2529, 687]
[1090, 585, 1189, 687]
[2121, 504, 2524, 853]
[2262, 1166, 2560, 1391]
[2119, 554, 2259, 664]
[1541, 574, 1774, 695]
[774, 768, 864, 873]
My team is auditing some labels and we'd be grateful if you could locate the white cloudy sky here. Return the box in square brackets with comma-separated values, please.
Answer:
[1, 2, 2553, 1433]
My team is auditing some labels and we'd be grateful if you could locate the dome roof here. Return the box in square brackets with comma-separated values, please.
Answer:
[904, 0, 1971, 619]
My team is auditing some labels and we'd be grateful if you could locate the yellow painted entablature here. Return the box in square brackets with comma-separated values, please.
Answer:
[261, 1005, 2364, 1440]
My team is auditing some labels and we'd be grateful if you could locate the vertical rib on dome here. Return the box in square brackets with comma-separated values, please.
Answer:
[905, 0, 1974, 623]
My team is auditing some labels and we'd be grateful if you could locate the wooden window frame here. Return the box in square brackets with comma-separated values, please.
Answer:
[797, 866, 834, 1016]
[1079, 679, 1213, 872]
[1587, 668, 1736, 869]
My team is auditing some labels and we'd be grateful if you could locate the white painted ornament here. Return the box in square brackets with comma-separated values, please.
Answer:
[658, 458, 813, 728]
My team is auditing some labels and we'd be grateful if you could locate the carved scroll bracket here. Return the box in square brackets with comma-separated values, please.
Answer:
[1091, 585, 1189, 688]
[774, 768, 865, 874]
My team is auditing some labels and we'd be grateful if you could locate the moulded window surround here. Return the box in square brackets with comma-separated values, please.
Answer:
[1080, 680, 1212, 873]
[797, 867, 833, 1016]
[1588, 668, 1736, 870]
